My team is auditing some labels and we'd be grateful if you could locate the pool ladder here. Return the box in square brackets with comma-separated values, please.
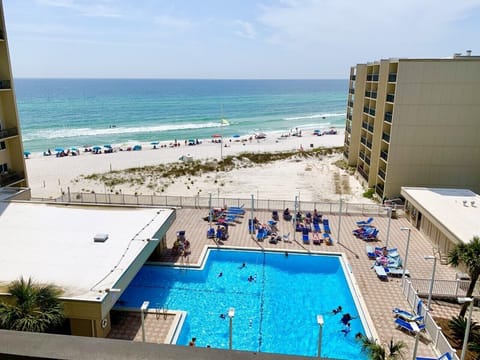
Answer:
[156, 303, 168, 320]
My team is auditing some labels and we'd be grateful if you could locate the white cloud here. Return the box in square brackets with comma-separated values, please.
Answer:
[234, 20, 256, 39]
[36, 0, 122, 17]
[153, 15, 193, 32]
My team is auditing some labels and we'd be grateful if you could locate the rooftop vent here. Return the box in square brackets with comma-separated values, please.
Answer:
[466, 49, 472, 56]
[463, 200, 468, 207]
[94, 233, 109, 242]
[472, 201, 476, 207]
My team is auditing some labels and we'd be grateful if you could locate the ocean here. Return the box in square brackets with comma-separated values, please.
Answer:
[14, 79, 348, 153]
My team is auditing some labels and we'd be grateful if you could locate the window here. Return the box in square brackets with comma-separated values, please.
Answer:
[0, 163, 7, 173]
[0, 141, 5, 150]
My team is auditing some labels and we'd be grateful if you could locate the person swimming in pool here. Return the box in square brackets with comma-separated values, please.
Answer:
[341, 313, 357, 325]
[341, 323, 351, 336]
[332, 305, 342, 314]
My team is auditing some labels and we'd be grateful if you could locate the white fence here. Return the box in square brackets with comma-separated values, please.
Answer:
[401, 278, 459, 359]
[42, 191, 399, 216]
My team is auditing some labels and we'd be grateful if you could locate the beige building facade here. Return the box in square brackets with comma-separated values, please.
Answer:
[344, 54, 480, 200]
[0, 1, 28, 191]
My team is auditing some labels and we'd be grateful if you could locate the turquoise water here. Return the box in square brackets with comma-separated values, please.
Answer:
[118, 249, 369, 359]
[14, 79, 348, 152]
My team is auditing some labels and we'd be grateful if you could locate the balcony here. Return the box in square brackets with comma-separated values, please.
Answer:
[365, 156, 371, 165]
[380, 150, 388, 161]
[348, 100, 354, 108]
[0, 171, 25, 187]
[350, 74, 356, 81]
[349, 88, 355, 94]
[360, 137, 367, 145]
[376, 184, 384, 198]
[347, 113, 352, 120]
[366, 74, 379, 82]
[388, 73, 397, 82]
[362, 122, 368, 130]
[378, 168, 386, 180]
[0, 80, 11, 90]
[367, 124, 374, 132]
[365, 91, 377, 99]
[384, 112, 393, 123]
[386, 93, 395, 102]
[346, 125, 351, 133]
[359, 151, 365, 160]
[0, 127, 18, 140]
[382, 132, 391, 143]
[369, 108, 376, 116]
[366, 140, 372, 149]
[357, 165, 368, 181]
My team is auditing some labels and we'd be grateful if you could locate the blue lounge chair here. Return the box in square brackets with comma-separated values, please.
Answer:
[392, 308, 423, 323]
[366, 245, 376, 259]
[313, 222, 321, 233]
[374, 265, 388, 281]
[356, 217, 374, 226]
[394, 318, 425, 334]
[302, 228, 310, 244]
[416, 352, 452, 360]
[323, 233, 333, 245]
[206, 227, 215, 239]
[323, 218, 331, 233]
[256, 228, 267, 241]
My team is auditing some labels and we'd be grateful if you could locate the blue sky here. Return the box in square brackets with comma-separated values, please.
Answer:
[4, 0, 480, 79]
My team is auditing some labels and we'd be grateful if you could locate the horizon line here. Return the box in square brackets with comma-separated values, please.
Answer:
[14, 77, 349, 81]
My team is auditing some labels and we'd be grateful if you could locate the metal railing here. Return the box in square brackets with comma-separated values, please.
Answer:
[401, 279, 460, 360]
[409, 278, 471, 298]
[48, 191, 394, 216]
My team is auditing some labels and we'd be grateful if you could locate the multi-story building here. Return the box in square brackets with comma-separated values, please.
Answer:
[0, 1, 28, 191]
[344, 53, 480, 200]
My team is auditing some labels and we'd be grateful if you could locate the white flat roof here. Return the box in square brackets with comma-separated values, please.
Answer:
[401, 187, 480, 244]
[0, 202, 173, 301]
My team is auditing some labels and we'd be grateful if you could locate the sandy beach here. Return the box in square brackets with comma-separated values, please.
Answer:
[25, 129, 372, 204]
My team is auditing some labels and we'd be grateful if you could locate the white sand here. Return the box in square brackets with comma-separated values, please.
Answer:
[25, 129, 372, 203]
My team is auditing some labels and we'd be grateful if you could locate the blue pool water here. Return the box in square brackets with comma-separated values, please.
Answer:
[119, 249, 369, 359]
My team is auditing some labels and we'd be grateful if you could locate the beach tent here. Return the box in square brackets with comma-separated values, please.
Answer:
[55, 147, 64, 153]
[133, 144, 142, 151]
[23, 151, 31, 158]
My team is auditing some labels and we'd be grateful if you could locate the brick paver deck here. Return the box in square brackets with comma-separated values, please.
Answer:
[109, 207, 479, 358]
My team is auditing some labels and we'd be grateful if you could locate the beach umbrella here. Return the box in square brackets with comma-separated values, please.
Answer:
[55, 147, 64, 152]
[232, 134, 241, 138]
[70, 147, 78, 151]
[104, 144, 112, 148]
[150, 141, 159, 145]
[23, 151, 31, 158]
[211, 134, 222, 138]
[92, 146, 102, 151]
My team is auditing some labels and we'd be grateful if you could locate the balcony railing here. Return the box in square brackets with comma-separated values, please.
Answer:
[384, 112, 392, 123]
[347, 113, 352, 120]
[348, 100, 354, 108]
[350, 74, 356, 81]
[378, 168, 386, 180]
[388, 73, 397, 82]
[0, 171, 25, 187]
[369, 108, 376, 116]
[367, 124, 374, 132]
[382, 132, 391, 143]
[366, 74, 379, 81]
[360, 137, 367, 145]
[365, 156, 371, 165]
[357, 165, 368, 180]
[366, 141, 372, 149]
[346, 125, 351, 133]
[365, 91, 377, 99]
[386, 93, 395, 102]
[362, 122, 368, 130]
[0, 127, 18, 140]
[380, 150, 388, 161]
[349, 88, 355, 94]
[359, 151, 365, 160]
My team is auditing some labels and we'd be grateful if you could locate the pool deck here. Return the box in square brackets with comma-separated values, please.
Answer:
[111, 208, 479, 358]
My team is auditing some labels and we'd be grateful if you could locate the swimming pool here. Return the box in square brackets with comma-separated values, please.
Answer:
[118, 249, 370, 359]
